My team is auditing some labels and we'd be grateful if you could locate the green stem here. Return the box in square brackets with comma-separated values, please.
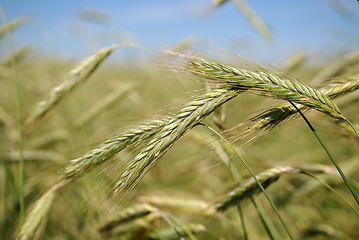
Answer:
[251, 197, 275, 240]
[289, 102, 359, 206]
[200, 123, 294, 240]
[237, 204, 248, 240]
[1, 135, 9, 239]
[300, 171, 359, 216]
[210, 124, 279, 239]
[211, 132, 242, 181]
[0, 6, 25, 220]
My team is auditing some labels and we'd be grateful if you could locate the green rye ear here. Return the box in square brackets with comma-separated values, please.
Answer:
[25, 45, 118, 126]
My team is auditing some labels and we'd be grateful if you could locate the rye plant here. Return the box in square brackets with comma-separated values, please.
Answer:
[1, 2, 358, 239]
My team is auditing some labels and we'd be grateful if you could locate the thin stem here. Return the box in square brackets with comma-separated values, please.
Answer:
[200, 123, 294, 240]
[300, 171, 359, 216]
[237, 204, 248, 240]
[209, 124, 279, 239]
[1, 134, 9, 239]
[251, 197, 275, 240]
[211, 131, 242, 181]
[0, 6, 25, 220]
[289, 101, 359, 206]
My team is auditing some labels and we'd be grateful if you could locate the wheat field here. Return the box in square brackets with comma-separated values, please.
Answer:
[1, 1, 359, 240]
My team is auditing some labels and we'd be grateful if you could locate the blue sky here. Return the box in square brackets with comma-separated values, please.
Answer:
[1, 0, 359, 63]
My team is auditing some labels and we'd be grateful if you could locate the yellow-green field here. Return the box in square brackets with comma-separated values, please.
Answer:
[1, 2, 359, 240]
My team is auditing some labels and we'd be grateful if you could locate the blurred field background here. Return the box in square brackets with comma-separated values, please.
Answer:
[1, 1, 359, 239]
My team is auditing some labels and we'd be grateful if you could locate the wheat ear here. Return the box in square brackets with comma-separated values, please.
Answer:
[100, 213, 159, 237]
[226, 73, 359, 142]
[0, 46, 31, 67]
[312, 51, 359, 84]
[282, 52, 307, 72]
[0, 104, 13, 129]
[60, 117, 170, 178]
[148, 223, 206, 240]
[25, 45, 117, 125]
[137, 195, 212, 215]
[188, 57, 344, 120]
[113, 88, 239, 198]
[98, 204, 155, 233]
[213, 166, 298, 212]
[74, 83, 135, 128]
[0, 16, 27, 39]
[300, 225, 343, 239]
[212, 0, 271, 42]
[17, 180, 68, 240]
[319, 73, 359, 98]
